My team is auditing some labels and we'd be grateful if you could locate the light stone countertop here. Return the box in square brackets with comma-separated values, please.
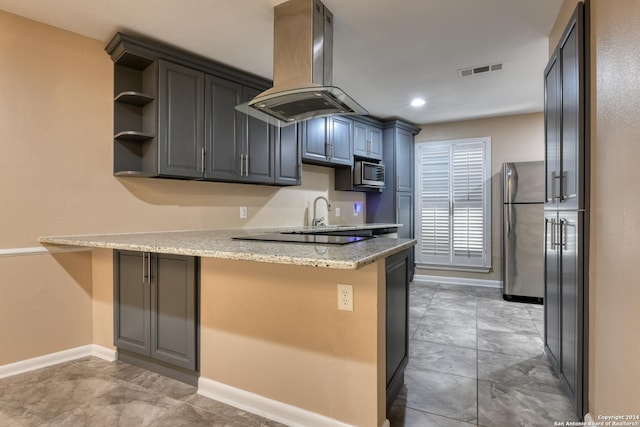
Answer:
[39, 224, 415, 270]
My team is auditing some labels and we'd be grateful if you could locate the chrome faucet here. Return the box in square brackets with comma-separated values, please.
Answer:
[312, 196, 332, 227]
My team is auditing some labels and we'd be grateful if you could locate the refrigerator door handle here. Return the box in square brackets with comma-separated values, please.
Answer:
[550, 217, 556, 248]
[551, 171, 557, 201]
[507, 168, 513, 232]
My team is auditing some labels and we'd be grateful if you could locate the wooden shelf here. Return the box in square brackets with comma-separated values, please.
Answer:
[114, 91, 154, 106]
[114, 131, 154, 142]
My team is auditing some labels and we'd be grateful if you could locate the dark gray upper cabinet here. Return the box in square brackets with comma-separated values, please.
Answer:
[328, 116, 354, 166]
[395, 127, 415, 193]
[544, 3, 587, 212]
[107, 33, 299, 187]
[302, 118, 329, 163]
[302, 116, 353, 167]
[114, 250, 198, 373]
[242, 87, 276, 184]
[353, 118, 383, 160]
[158, 60, 205, 178]
[204, 84, 275, 184]
[275, 123, 302, 185]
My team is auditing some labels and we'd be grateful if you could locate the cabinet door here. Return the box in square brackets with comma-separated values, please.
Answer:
[204, 75, 243, 181]
[396, 192, 414, 239]
[385, 249, 409, 411]
[302, 118, 328, 162]
[243, 88, 275, 184]
[353, 121, 369, 157]
[397, 192, 415, 279]
[368, 126, 383, 160]
[151, 254, 198, 371]
[114, 251, 150, 355]
[559, 211, 583, 402]
[353, 121, 383, 160]
[559, 12, 585, 211]
[275, 123, 302, 185]
[544, 211, 561, 369]
[328, 116, 353, 166]
[544, 52, 561, 207]
[157, 60, 204, 178]
[395, 128, 414, 192]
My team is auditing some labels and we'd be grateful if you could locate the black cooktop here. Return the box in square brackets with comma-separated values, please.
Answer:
[231, 233, 373, 245]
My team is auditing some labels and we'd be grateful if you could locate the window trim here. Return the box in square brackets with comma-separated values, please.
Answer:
[414, 137, 492, 272]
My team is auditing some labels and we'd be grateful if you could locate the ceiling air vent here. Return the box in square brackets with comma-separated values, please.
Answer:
[458, 61, 505, 78]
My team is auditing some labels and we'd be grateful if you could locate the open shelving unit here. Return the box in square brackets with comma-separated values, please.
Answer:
[112, 52, 158, 176]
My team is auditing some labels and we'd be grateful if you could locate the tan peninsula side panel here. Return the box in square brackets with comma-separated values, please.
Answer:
[91, 249, 116, 350]
[0, 252, 93, 365]
[200, 258, 386, 427]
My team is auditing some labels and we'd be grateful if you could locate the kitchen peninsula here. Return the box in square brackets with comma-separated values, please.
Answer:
[39, 224, 415, 427]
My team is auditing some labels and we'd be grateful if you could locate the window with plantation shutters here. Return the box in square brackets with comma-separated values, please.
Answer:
[415, 138, 491, 271]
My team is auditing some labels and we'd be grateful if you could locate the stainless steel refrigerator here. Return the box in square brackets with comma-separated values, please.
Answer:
[501, 161, 545, 303]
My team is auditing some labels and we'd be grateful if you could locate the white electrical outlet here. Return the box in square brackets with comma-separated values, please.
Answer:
[240, 206, 248, 219]
[337, 284, 353, 311]
[335, 207, 341, 217]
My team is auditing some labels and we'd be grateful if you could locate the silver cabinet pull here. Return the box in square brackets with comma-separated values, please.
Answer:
[142, 252, 147, 284]
[550, 218, 556, 248]
[559, 218, 566, 249]
[201, 147, 205, 173]
[147, 253, 152, 282]
[551, 171, 557, 201]
[239, 154, 244, 176]
[245, 154, 249, 176]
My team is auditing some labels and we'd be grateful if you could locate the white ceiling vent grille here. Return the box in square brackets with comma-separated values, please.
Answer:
[458, 62, 505, 78]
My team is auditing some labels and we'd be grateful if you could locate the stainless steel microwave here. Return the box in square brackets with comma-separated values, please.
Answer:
[354, 161, 385, 188]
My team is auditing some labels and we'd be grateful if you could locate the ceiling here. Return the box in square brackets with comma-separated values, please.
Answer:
[0, 0, 563, 125]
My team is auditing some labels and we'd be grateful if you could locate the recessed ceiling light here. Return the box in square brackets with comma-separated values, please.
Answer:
[411, 98, 426, 107]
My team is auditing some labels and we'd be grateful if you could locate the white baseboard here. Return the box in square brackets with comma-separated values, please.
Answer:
[413, 274, 502, 288]
[0, 344, 116, 379]
[198, 376, 359, 427]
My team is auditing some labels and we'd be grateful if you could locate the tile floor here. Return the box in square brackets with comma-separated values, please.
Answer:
[0, 357, 285, 426]
[0, 281, 578, 427]
[388, 281, 579, 427]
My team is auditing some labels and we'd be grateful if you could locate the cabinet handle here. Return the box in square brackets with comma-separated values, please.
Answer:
[201, 148, 205, 173]
[239, 154, 244, 176]
[558, 218, 566, 249]
[550, 218, 556, 248]
[147, 252, 152, 282]
[367, 140, 371, 155]
[142, 252, 146, 284]
[245, 154, 249, 176]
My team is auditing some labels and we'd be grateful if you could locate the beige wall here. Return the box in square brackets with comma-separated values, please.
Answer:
[0, 10, 363, 365]
[587, 0, 640, 417]
[199, 258, 386, 427]
[414, 113, 544, 282]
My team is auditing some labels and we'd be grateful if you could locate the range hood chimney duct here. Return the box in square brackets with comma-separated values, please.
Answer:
[236, 0, 367, 127]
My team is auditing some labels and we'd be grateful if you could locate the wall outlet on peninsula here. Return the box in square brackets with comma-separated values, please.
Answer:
[337, 284, 353, 311]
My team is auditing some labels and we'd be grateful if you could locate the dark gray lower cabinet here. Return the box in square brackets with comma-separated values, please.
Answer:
[386, 249, 410, 413]
[114, 250, 198, 383]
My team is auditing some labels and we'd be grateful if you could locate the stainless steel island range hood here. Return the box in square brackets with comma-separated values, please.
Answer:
[236, 0, 367, 127]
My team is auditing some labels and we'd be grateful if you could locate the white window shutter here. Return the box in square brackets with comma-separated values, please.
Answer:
[415, 138, 491, 271]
